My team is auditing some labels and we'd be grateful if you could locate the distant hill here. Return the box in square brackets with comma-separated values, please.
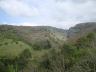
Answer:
[15, 26, 67, 46]
[68, 22, 96, 42]
[0, 23, 96, 48]
[0, 25, 68, 50]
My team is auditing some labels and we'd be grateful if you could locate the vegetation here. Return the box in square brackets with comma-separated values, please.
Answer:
[0, 23, 96, 72]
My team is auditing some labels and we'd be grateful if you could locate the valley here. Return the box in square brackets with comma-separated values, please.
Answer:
[0, 22, 96, 72]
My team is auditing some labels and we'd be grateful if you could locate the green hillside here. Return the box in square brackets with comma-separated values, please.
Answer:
[14, 26, 67, 50]
[0, 25, 56, 59]
[0, 27, 31, 58]
[0, 39, 31, 57]
[0, 23, 96, 72]
[0, 25, 67, 50]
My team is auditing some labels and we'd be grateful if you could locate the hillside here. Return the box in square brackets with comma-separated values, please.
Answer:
[67, 22, 96, 42]
[0, 22, 96, 47]
[14, 26, 67, 49]
[0, 26, 31, 58]
[0, 25, 68, 61]
[0, 23, 96, 72]
[0, 23, 96, 50]
[0, 25, 67, 50]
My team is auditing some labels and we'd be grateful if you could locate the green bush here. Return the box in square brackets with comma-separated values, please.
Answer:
[16, 49, 32, 70]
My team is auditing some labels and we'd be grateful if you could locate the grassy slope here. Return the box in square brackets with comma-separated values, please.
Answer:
[0, 26, 32, 58]
[0, 25, 65, 60]
[0, 39, 31, 57]
[0, 23, 96, 72]
[14, 26, 67, 48]
[0, 23, 96, 59]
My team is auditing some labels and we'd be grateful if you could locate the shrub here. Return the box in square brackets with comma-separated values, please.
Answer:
[16, 49, 32, 71]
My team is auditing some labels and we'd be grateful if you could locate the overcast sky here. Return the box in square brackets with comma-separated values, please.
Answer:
[0, 0, 96, 29]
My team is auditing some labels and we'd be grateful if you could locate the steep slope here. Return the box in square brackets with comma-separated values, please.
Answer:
[0, 25, 67, 50]
[68, 22, 96, 37]
[0, 22, 96, 50]
[68, 22, 96, 42]
[14, 26, 67, 49]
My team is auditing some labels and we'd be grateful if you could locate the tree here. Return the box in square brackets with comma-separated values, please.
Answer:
[16, 49, 32, 71]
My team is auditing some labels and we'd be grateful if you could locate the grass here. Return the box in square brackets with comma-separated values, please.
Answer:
[0, 38, 53, 61]
[0, 39, 31, 58]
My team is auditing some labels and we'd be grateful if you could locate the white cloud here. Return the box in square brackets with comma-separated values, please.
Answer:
[2, 22, 40, 26]
[53, 0, 96, 22]
[20, 22, 39, 26]
[0, 0, 39, 17]
[18, 21, 79, 29]
[44, 20, 80, 29]
[0, 0, 96, 29]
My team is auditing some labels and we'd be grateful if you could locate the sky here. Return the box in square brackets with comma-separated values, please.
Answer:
[0, 0, 96, 29]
